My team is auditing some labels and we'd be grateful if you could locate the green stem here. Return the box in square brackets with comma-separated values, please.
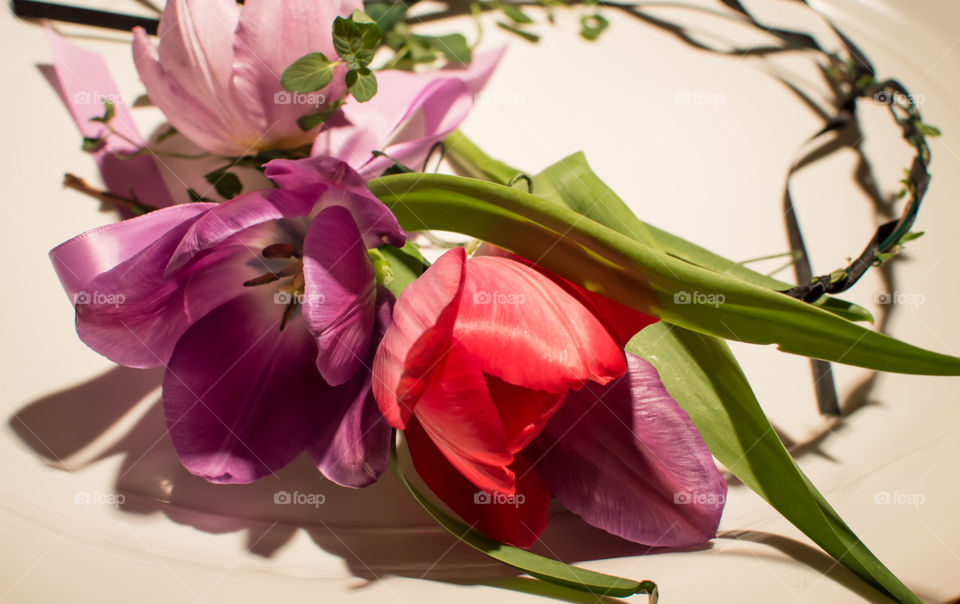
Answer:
[444, 129, 522, 185]
[389, 431, 659, 601]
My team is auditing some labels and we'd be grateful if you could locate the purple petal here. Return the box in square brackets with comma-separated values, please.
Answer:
[302, 206, 377, 386]
[166, 188, 320, 274]
[232, 0, 358, 146]
[75, 220, 260, 368]
[46, 27, 173, 208]
[264, 156, 405, 248]
[50, 203, 212, 303]
[527, 353, 726, 547]
[310, 288, 394, 487]
[162, 292, 333, 483]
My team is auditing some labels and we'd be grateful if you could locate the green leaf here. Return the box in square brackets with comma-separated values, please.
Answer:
[295, 100, 343, 131]
[389, 434, 659, 601]
[495, 2, 534, 24]
[629, 326, 918, 603]
[496, 21, 540, 42]
[365, 1, 410, 31]
[435, 131, 922, 600]
[898, 230, 924, 244]
[918, 123, 941, 137]
[89, 99, 116, 124]
[526, 151, 919, 601]
[333, 14, 383, 71]
[81, 136, 106, 152]
[281, 52, 335, 93]
[376, 241, 430, 298]
[415, 33, 472, 64]
[204, 167, 242, 199]
[367, 173, 960, 375]
[346, 68, 378, 102]
[579, 13, 609, 41]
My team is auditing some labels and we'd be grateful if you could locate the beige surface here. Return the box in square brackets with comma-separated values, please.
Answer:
[2, 0, 960, 602]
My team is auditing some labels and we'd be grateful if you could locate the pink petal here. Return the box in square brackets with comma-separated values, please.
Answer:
[132, 0, 254, 155]
[310, 289, 394, 487]
[456, 255, 626, 392]
[406, 417, 550, 548]
[50, 203, 212, 303]
[264, 156, 406, 248]
[527, 354, 727, 546]
[302, 206, 376, 385]
[232, 0, 359, 148]
[373, 247, 466, 428]
[162, 291, 332, 483]
[46, 27, 173, 208]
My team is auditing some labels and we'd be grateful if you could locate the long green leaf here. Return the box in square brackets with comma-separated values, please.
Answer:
[531, 152, 918, 601]
[389, 434, 659, 601]
[368, 173, 960, 375]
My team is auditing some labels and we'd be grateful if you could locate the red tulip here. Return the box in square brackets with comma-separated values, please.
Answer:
[373, 247, 726, 547]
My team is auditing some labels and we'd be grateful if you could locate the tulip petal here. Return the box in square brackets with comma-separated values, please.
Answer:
[46, 27, 173, 209]
[166, 188, 319, 274]
[415, 342, 515, 493]
[485, 376, 565, 454]
[310, 288, 394, 487]
[50, 203, 213, 303]
[162, 292, 332, 483]
[302, 206, 376, 385]
[232, 0, 358, 147]
[132, 0, 252, 156]
[456, 255, 626, 392]
[406, 418, 549, 548]
[527, 354, 726, 546]
[264, 156, 406, 248]
[311, 49, 505, 177]
[373, 247, 466, 427]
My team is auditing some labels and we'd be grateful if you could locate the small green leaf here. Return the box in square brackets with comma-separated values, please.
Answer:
[415, 33, 472, 64]
[495, 2, 533, 24]
[364, 1, 410, 31]
[579, 13, 609, 41]
[333, 14, 383, 70]
[295, 100, 343, 131]
[496, 21, 539, 42]
[187, 187, 212, 203]
[376, 241, 430, 298]
[918, 122, 942, 137]
[281, 52, 335, 93]
[346, 68, 378, 102]
[899, 230, 925, 244]
[90, 99, 115, 124]
[81, 136, 106, 152]
[204, 168, 243, 199]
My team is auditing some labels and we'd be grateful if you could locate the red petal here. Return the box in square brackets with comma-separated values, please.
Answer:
[415, 343, 514, 493]
[373, 247, 465, 428]
[406, 418, 550, 548]
[486, 375, 565, 454]
[455, 256, 626, 391]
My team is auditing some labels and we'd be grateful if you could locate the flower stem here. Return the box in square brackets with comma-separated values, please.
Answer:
[63, 173, 156, 214]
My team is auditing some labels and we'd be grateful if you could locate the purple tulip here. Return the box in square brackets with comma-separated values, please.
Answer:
[51, 157, 405, 486]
